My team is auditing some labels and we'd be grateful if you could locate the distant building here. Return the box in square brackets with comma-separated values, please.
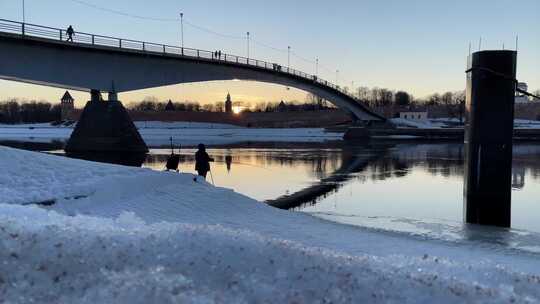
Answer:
[515, 82, 529, 104]
[60, 90, 74, 121]
[165, 99, 175, 111]
[399, 111, 428, 120]
[225, 93, 233, 113]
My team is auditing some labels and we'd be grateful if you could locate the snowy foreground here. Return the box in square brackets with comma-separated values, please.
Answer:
[2, 147, 540, 303]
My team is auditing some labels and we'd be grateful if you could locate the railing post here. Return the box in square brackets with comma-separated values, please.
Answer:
[197, 50, 199, 57]
[92, 35, 94, 45]
[59, 29, 62, 40]
[21, 23, 25, 36]
[119, 39, 122, 48]
[236, 57, 239, 63]
[163, 45, 166, 54]
[142, 42, 145, 51]
[181, 48, 184, 56]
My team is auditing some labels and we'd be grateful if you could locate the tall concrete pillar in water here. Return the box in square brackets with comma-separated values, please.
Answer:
[65, 90, 148, 153]
[464, 50, 517, 227]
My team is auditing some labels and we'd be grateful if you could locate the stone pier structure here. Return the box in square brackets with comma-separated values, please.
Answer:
[65, 90, 148, 153]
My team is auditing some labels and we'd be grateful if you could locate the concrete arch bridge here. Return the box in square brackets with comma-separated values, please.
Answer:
[0, 19, 385, 152]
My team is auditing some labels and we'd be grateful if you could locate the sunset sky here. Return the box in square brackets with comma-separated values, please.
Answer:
[0, 0, 538, 107]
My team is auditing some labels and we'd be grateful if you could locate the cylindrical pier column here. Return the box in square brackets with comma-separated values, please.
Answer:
[464, 50, 517, 227]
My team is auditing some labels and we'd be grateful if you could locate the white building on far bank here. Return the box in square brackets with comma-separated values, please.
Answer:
[515, 82, 529, 104]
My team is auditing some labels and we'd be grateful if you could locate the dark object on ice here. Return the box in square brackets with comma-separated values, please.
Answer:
[22, 199, 56, 206]
[166, 154, 180, 171]
[165, 137, 180, 172]
[195, 143, 214, 178]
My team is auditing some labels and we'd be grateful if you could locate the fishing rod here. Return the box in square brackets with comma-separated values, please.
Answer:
[209, 170, 215, 185]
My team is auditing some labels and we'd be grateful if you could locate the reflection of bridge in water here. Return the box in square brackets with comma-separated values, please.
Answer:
[266, 142, 540, 209]
[266, 145, 389, 209]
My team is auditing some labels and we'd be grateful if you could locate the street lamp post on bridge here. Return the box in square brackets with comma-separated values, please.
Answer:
[180, 13, 184, 48]
[246, 31, 250, 60]
[22, 0, 25, 23]
[287, 46, 291, 69]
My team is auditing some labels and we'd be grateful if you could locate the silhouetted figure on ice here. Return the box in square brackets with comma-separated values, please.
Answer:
[66, 25, 74, 42]
[194, 143, 214, 179]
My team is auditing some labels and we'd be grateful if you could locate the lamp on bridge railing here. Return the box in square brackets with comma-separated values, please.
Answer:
[315, 58, 319, 77]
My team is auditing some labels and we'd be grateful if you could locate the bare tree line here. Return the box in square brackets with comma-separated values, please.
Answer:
[126, 94, 335, 113]
[0, 99, 61, 124]
[352, 86, 467, 107]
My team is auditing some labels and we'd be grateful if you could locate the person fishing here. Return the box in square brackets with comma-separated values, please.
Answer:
[194, 143, 214, 179]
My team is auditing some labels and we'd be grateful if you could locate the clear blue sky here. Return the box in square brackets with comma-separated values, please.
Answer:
[0, 0, 538, 105]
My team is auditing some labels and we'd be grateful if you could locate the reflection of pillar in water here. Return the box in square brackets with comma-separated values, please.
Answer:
[511, 166, 525, 189]
[225, 155, 232, 173]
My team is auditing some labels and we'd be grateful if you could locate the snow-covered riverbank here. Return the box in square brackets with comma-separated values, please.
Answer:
[1, 146, 540, 303]
[0, 121, 343, 146]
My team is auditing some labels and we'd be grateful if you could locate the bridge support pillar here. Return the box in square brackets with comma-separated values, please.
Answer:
[464, 50, 516, 227]
[65, 90, 148, 153]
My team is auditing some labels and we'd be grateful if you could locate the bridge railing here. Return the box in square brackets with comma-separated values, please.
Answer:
[0, 18, 363, 105]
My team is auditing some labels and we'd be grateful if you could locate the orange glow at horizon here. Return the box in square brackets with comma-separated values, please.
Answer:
[0, 79, 309, 108]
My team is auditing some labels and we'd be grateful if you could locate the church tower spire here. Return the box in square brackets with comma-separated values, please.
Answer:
[225, 92, 232, 113]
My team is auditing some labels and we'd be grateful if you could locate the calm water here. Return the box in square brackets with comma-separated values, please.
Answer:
[138, 142, 540, 234]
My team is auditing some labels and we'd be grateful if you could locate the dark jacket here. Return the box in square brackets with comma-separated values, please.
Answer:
[195, 150, 213, 171]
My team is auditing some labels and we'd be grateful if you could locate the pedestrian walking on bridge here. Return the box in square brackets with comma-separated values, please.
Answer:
[66, 25, 74, 42]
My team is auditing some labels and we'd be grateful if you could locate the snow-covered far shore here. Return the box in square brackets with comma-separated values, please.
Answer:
[2, 146, 540, 303]
[2, 118, 540, 146]
[0, 121, 343, 146]
[390, 117, 540, 129]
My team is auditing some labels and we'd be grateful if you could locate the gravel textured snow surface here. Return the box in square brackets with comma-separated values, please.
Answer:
[1, 146, 540, 303]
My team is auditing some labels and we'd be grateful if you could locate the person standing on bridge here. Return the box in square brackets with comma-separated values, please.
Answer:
[66, 25, 74, 42]
[194, 143, 214, 179]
